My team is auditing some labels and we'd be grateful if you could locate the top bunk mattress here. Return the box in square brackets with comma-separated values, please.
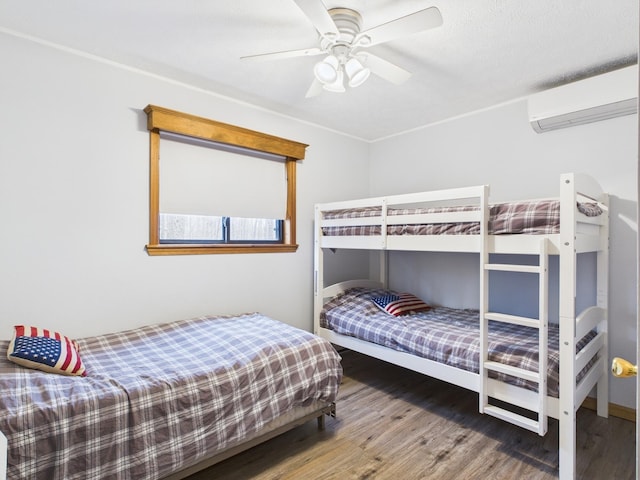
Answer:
[0, 313, 343, 480]
[321, 199, 602, 236]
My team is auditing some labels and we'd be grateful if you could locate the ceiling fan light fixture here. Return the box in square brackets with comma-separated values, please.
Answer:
[314, 55, 339, 84]
[345, 57, 370, 88]
[322, 69, 346, 93]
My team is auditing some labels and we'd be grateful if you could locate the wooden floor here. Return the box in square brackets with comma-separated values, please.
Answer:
[187, 349, 635, 480]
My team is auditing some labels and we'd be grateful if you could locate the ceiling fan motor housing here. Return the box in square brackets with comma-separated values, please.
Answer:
[320, 8, 366, 56]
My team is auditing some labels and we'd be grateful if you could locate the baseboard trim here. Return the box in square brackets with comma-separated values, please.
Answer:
[581, 397, 636, 422]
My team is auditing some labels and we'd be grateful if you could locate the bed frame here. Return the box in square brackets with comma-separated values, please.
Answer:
[0, 404, 335, 480]
[164, 402, 335, 479]
[313, 173, 609, 480]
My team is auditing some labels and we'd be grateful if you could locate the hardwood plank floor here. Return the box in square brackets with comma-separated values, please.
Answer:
[187, 349, 635, 479]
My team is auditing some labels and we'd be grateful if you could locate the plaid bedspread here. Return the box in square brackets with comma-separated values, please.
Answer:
[0, 313, 342, 480]
[321, 288, 595, 397]
[322, 199, 602, 236]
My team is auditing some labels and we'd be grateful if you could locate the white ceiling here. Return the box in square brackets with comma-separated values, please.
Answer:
[1, 0, 637, 141]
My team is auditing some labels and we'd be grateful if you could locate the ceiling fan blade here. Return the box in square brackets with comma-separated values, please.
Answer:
[241, 46, 323, 62]
[356, 7, 443, 47]
[359, 53, 412, 85]
[305, 79, 324, 98]
[292, 0, 339, 38]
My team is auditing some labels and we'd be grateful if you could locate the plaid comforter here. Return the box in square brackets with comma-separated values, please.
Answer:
[322, 199, 602, 236]
[0, 313, 342, 480]
[321, 288, 595, 397]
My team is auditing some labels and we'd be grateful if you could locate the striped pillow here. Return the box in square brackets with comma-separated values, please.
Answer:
[371, 293, 430, 316]
[7, 325, 86, 376]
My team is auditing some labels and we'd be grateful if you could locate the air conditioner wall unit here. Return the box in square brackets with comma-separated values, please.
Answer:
[528, 65, 638, 133]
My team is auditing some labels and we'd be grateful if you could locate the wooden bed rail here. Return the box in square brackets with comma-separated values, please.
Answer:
[315, 185, 489, 213]
[570, 173, 606, 203]
[321, 280, 383, 300]
[575, 306, 607, 340]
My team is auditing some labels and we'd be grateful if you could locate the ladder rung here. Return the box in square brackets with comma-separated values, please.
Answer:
[484, 405, 540, 433]
[485, 312, 540, 329]
[484, 361, 539, 383]
[484, 263, 540, 274]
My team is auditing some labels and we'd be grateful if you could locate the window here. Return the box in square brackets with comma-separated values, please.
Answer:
[158, 214, 282, 244]
[144, 105, 307, 255]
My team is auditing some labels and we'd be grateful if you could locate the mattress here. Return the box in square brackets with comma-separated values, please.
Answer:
[321, 199, 602, 236]
[321, 287, 595, 397]
[0, 313, 343, 480]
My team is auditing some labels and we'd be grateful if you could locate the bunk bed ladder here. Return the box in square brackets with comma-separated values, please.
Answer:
[480, 238, 549, 436]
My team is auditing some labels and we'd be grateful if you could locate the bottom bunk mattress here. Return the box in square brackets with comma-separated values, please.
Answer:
[320, 287, 595, 397]
[0, 313, 343, 480]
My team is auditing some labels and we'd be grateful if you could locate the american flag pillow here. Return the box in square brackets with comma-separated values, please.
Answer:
[371, 293, 431, 316]
[7, 325, 86, 376]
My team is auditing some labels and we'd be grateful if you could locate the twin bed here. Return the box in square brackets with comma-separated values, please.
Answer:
[0, 313, 342, 479]
[314, 173, 609, 480]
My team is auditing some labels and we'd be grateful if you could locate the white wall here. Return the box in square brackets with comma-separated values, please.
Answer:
[369, 99, 638, 408]
[0, 32, 371, 338]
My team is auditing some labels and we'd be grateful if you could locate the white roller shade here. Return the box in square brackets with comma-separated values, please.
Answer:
[159, 132, 287, 219]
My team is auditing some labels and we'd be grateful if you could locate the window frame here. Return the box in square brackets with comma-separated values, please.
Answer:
[144, 105, 307, 256]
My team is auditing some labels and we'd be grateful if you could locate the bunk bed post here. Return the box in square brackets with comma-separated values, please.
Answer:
[380, 198, 389, 288]
[537, 238, 550, 435]
[478, 185, 490, 415]
[379, 250, 389, 288]
[313, 205, 324, 335]
[559, 173, 578, 480]
[596, 192, 609, 419]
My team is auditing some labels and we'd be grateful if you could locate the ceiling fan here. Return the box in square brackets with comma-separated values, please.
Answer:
[241, 1, 443, 97]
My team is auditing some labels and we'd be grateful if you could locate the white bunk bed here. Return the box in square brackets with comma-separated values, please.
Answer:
[313, 173, 609, 480]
